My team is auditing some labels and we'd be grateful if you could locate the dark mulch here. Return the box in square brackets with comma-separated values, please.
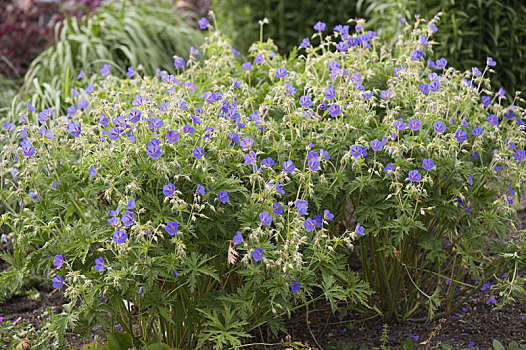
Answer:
[257, 292, 526, 349]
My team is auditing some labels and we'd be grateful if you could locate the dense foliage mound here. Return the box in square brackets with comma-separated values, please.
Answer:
[1, 14, 525, 349]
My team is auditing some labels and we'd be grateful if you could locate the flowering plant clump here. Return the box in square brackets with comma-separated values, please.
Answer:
[1, 13, 526, 347]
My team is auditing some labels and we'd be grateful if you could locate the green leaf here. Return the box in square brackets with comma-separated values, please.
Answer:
[105, 332, 134, 350]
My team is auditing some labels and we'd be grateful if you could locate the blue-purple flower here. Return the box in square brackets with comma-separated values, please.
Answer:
[291, 280, 301, 294]
[422, 158, 435, 171]
[328, 104, 341, 117]
[259, 211, 273, 225]
[487, 57, 496, 67]
[455, 129, 467, 143]
[325, 85, 336, 99]
[380, 90, 391, 99]
[198, 17, 209, 29]
[251, 247, 264, 261]
[350, 145, 366, 158]
[147, 138, 162, 159]
[408, 170, 422, 182]
[356, 223, 365, 235]
[165, 221, 179, 235]
[276, 67, 288, 78]
[125, 198, 135, 210]
[294, 199, 308, 216]
[94, 257, 105, 271]
[174, 57, 185, 69]
[273, 202, 283, 215]
[244, 151, 257, 165]
[304, 218, 316, 232]
[262, 157, 275, 168]
[217, 191, 229, 203]
[52, 275, 64, 289]
[121, 211, 134, 227]
[408, 119, 421, 131]
[233, 231, 243, 245]
[435, 58, 447, 69]
[166, 130, 180, 143]
[193, 147, 204, 158]
[242, 62, 252, 71]
[240, 137, 254, 151]
[384, 164, 394, 176]
[54, 254, 64, 268]
[513, 150, 525, 162]
[370, 137, 385, 151]
[20, 139, 35, 157]
[313, 21, 326, 31]
[433, 120, 446, 133]
[100, 64, 111, 77]
[308, 158, 320, 171]
[113, 230, 128, 244]
[299, 95, 312, 107]
[67, 121, 81, 137]
[196, 184, 205, 195]
[283, 160, 295, 173]
[394, 120, 407, 130]
[472, 127, 483, 137]
[324, 209, 334, 221]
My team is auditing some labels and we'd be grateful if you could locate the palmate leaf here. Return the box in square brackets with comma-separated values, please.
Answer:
[384, 214, 427, 246]
[196, 306, 251, 349]
[321, 272, 347, 312]
[180, 252, 220, 293]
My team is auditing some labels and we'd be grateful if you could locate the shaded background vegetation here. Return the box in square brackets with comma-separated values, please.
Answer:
[214, 0, 526, 98]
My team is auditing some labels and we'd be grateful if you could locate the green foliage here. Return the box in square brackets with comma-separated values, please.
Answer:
[2, 0, 202, 124]
[1, 12, 526, 349]
[0, 73, 18, 115]
[360, 0, 526, 99]
[214, 0, 526, 100]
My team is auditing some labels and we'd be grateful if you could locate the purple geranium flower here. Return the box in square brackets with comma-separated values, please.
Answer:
[193, 147, 204, 158]
[304, 218, 316, 232]
[433, 120, 446, 133]
[356, 223, 365, 235]
[422, 158, 435, 171]
[121, 211, 134, 227]
[276, 67, 288, 78]
[233, 231, 243, 245]
[54, 254, 64, 268]
[283, 160, 295, 173]
[291, 280, 301, 294]
[94, 257, 105, 271]
[259, 211, 273, 225]
[68, 121, 81, 137]
[113, 230, 128, 244]
[217, 191, 229, 204]
[251, 247, 264, 261]
[165, 221, 179, 235]
[408, 170, 422, 182]
[52, 275, 64, 289]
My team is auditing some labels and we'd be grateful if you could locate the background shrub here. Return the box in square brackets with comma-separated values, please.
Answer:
[362, 0, 526, 100]
[1, 0, 202, 124]
[214, 0, 526, 98]
[213, 0, 367, 53]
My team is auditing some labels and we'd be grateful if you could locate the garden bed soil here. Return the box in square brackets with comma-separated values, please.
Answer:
[1, 208, 525, 349]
